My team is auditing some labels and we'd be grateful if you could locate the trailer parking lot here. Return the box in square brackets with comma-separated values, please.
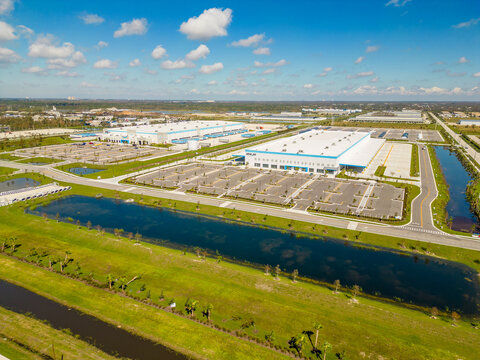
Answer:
[133, 163, 405, 219]
[14, 143, 171, 165]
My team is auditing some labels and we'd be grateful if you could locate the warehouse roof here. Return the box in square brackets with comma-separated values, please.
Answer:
[246, 130, 370, 159]
[105, 121, 243, 135]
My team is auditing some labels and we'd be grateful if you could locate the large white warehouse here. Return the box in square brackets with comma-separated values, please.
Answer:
[101, 121, 246, 145]
[245, 129, 384, 174]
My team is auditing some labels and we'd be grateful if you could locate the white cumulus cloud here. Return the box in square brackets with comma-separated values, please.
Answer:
[161, 59, 195, 70]
[46, 51, 86, 69]
[80, 14, 105, 25]
[253, 47, 270, 55]
[129, 58, 141, 67]
[0, 0, 15, 15]
[458, 56, 469, 64]
[199, 62, 223, 74]
[152, 45, 167, 59]
[185, 44, 210, 61]
[96, 41, 108, 49]
[114, 18, 148, 38]
[207, 80, 217, 85]
[254, 59, 286, 67]
[473, 72, 480, 77]
[231, 33, 264, 47]
[0, 21, 17, 41]
[303, 83, 313, 89]
[28, 35, 75, 58]
[0, 46, 20, 63]
[179, 8, 232, 41]
[93, 59, 117, 69]
[81, 81, 96, 88]
[21, 66, 44, 73]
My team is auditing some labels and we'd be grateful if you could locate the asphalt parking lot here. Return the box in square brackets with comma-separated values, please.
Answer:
[14, 143, 170, 165]
[133, 163, 405, 219]
[320, 126, 443, 142]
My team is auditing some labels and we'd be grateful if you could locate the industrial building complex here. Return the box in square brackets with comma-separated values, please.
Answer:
[244, 129, 384, 174]
[100, 121, 246, 145]
[350, 110, 424, 123]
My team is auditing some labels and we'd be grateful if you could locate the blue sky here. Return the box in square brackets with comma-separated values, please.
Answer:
[0, 0, 479, 100]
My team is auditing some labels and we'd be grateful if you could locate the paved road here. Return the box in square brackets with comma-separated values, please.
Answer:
[430, 111, 480, 172]
[4, 160, 480, 252]
[409, 145, 438, 230]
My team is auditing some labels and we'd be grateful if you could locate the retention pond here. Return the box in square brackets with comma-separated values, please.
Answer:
[434, 146, 479, 232]
[0, 177, 40, 192]
[0, 280, 187, 360]
[32, 195, 480, 315]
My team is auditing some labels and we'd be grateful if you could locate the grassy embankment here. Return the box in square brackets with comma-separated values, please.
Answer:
[54, 129, 296, 179]
[0, 166, 16, 176]
[374, 165, 386, 177]
[410, 143, 419, 177]
[1, 197, 480, 359]
[0, 306, 117, 360]
[0, 153, 23, 161]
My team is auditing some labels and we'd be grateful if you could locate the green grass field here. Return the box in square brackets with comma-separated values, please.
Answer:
[0, 181, 480, 359]
[0, 166, 16, 177]
[411, 143, 419, 177]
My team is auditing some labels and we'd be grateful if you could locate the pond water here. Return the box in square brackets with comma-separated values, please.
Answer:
[434, 146, 479, 232]
[0, 177, 40, 192]
[0, 280, 187, 360]
[68, 167, 104, 175]
[32, 195, 480, 314]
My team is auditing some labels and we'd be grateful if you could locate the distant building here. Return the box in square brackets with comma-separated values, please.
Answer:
[458, 119, 480, 126]
[101, 121, 245, 145]
[350, 110, 424, 123]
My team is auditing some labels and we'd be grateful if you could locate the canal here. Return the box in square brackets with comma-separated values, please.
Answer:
[0, 280, 187, 360]
[434, 146, 480, 232]
[31, 195, 480, 314]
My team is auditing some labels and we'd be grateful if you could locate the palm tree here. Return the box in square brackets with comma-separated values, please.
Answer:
[204, 303, 213, 321]
[264, 330, 276, 344]
[288, 333, 307, 356]
[292, 269, 298, 282]
[118, 277, 127, 293]
[334, 279, 341, 293]
[322, 341, 332, 360]
[106, 274, 114, 289]
[352, 284, 361, 299]
[135, 232, 142, 243]
[274, 264, 280, 280]
[185, 298, 199, 317]
[313, 322, 323, 349]
[451, 311, 460, 325]
[264, 264, 271, 275]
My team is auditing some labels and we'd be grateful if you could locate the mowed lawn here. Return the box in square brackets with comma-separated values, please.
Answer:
[0, 204, 479, 360]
